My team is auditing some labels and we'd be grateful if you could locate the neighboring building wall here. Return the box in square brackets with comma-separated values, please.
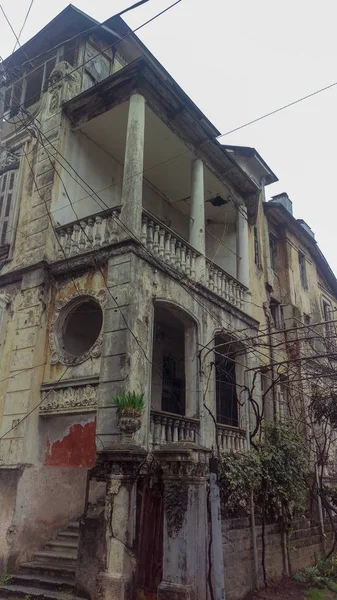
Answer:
[223, 517, 328, 600]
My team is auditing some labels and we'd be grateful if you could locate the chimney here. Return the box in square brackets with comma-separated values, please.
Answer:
[297, 219, 315, 240]
[269, 192, 293, 215]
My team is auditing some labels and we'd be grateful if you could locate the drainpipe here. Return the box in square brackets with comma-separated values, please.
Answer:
[316, 462, 326, 554]
[0, 62, 5, 149]
[244, 369, 259, 589]
[264, 302, 278, 419]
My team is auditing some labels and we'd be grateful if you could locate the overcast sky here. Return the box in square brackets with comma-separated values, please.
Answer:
[1, 0, 337, 274]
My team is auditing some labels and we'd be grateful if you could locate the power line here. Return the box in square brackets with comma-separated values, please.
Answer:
[0, 366, 69, 440]
[1, 0, 183, 104]
[12, 0, 34, 53]
[0, 5, 32, 66]
[215, 79, 337, 141]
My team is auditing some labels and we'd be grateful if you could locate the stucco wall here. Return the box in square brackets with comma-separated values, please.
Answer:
[53, 127, 123, 225]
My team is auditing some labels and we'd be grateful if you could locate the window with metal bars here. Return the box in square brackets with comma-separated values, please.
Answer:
[0, 168, 17, 247]
[254, 226, 261, 267]
[215, 354, 238, 427]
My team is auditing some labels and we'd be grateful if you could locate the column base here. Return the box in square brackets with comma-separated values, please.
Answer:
[96, 573, 133, 600]
[157, 582, 195, 600]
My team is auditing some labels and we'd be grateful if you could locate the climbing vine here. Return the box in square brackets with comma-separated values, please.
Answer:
[219, 421, 309, 583]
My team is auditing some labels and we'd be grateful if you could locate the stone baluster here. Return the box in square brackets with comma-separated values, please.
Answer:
[161, 416, 167, 445]
[150, 413, 155, 447]
[185, 421, 191, 440]
[57, 229, 66, 256]
[141, 216, 148, 245]
[185, 249, 191, 276]
[191, 252, 196, 279]
[158, 228, 165, 258]
[70, 223, 81, 255]
[154, 415, 161, 447]
[173, 420, 179, 442]
[87, 218, 94, 248]
[175, 240, 181, 271]
[153, 224, 160, 254]
[209, 267, 214, 291]
[180, 244, 186, 273]
[147, 220, 154, 251]
[94, 216, 103, 249]
[170, 237, 177, 268]
[78, 221, 87, 251]
[178, 420, 185, 441]
[64, 226, 73, 256]
[164, 232, 171, 265]
[166, 418, 173, 442]
[110, 212, 119, 243]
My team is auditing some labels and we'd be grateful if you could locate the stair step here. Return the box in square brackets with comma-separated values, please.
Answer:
[0, 584, 85, 600]
[11, 573, 76, 591]
[45, 540, 78, 551]
[58, 531, 79, 539]
[34, 551, 77, 564]
[20, 561, 76, 578]
[67, 521, 80, 530]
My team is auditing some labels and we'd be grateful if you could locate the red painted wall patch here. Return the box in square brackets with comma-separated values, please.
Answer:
[45, 420, 96, 468]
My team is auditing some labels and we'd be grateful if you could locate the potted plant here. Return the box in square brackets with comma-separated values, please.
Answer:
[114, 391, 145, 442]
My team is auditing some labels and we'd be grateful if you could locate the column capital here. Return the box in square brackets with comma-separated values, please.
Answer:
[154, 442, 210, 481]
[91, 445, 147, 481]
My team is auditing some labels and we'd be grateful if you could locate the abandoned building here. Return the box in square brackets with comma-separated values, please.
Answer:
[0, 5, 336, 600]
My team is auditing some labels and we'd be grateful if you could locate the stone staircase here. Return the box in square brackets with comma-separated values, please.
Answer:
[0, 521, 87, 600]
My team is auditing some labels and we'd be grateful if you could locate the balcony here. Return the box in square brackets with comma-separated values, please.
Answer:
[150, 410, 200, 449]
[54, 206, 121, 258]
[141, 210, 198, 279]
[53, 95, 251, 314]
[216, 424, 246, 452]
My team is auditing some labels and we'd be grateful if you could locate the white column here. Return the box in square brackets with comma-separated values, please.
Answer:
[120, 93, 145, 239]
[236, 204, 250, 288]
[189, 158, 205, 254]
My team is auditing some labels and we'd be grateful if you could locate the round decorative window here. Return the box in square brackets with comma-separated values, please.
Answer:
[50, 290, 106, 366]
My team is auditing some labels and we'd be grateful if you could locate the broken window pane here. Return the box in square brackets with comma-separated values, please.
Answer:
[24, 65, 44, 108]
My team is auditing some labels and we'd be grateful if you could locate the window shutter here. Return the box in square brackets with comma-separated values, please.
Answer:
[0, 169, 18, 247]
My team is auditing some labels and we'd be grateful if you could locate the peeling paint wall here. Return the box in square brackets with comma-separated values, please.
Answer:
[42, 415, 96, 468]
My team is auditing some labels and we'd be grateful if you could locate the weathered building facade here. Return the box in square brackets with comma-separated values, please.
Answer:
[0, 6, 336, 600]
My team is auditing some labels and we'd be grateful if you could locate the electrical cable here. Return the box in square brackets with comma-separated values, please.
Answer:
[12, 0, 34, 53]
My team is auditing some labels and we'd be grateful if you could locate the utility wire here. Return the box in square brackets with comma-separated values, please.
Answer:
[0, 4, 32, 66]
[12, 0, 34, 53]
[0, 366, 69, 440]
[1, 0, 183, 98]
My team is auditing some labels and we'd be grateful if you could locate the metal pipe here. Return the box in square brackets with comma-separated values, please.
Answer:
[244, 368, 259, 588]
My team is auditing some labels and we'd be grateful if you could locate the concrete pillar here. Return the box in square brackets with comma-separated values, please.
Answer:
[236, 204, 250, 289]
[184, 323, 198, 419]
[119, 93, 145, 240]
[189, 159, 206, 280]
[94, 447, 147, 600]
[156, 445, 210, 600]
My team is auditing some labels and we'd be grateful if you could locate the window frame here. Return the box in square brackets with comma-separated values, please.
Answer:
[215, 352, 239, 427]
[269, 231, 278, 272]
[270, 298, 283, 329]
[0, 166, 19, 250]
[322, 298, 336, 348]
[4, 46, 69, 117]
[254, 226, 262, 268]
[298, 250, 308, 289]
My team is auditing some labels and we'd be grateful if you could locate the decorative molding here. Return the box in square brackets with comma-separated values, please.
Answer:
[0, 148, 20, 174]
[0, 291, 12, 307]
[40, 384, 98, 415]
[164, 481, 188, 538]
[49, 288, 106, 366]
[48, 61, 81, 112]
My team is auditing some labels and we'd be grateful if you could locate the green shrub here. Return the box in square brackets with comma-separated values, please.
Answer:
[114, 391, 145, 415]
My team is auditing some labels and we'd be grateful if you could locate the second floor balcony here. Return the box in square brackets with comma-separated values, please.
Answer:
[51, 63, 257, 314]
